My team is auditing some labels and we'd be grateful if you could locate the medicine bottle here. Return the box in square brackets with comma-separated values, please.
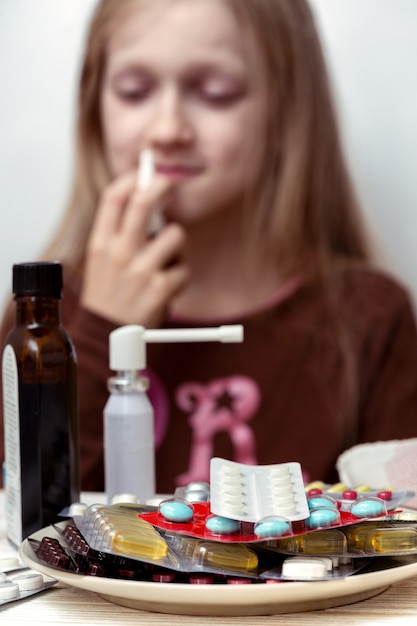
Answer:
[2, 262, 80, 545]
[104, 324, 243, 504]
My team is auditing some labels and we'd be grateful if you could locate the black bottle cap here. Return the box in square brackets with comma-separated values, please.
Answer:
[12, 262, 63, 298]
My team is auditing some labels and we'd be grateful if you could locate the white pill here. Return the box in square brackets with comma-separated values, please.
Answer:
[276, 502, 297, 515]
[220, 491, 243, 503]
[69, 502, 88, 516]
[270, 483, 293, 494]
[0, 557, 20, 572]
[272, 492, 295, 505]
[111, 493, 140, 505]
[221, 464, 240, 473]
[318, 556, 334, 572]
[282, 557, 329, 579]
[14, 573, 44, 592]
[270, 466, 291, 478]
[0, 581, 20, 600]
[223, 502, 246, 515]
[0, 573, 8, 583]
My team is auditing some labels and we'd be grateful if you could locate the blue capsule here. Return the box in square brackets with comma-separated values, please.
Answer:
[254, 518, 291, 539]
[305, 507, 340, 529]
[308, 495, 337, 510]
[159, 499, 194, 523]
[205, 515, 240, 535]
[350, 498, 386, 518]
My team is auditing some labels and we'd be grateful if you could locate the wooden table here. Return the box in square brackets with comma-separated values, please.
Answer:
[2, 491, 417, 625]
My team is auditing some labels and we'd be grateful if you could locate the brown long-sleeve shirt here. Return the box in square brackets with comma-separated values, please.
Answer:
[2, 265, 417, 494]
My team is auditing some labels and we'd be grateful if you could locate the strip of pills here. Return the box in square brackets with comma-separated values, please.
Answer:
[0, 569, 56, 605]
[210, 458, 309, 523]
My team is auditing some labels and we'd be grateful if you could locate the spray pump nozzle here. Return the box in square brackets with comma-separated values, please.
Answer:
[109, 324, 244, 372]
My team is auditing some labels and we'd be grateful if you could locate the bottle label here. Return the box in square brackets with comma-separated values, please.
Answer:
[2, 345, 22, 545]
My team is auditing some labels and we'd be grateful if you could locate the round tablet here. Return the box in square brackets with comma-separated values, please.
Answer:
[159, 499, 194, 523]
[0, 580, 19, 600]
[282, 557, 327, 579]
[276, 502, 297, 516]
[270, 466, 291, 478]
[273, 492, 296, 506]
[227, 577, 253, 584]
[342, 490, 358, 501]
[152, 572, 177, 583]
[205, 515, 240, 535]
[221, 501, 245, 516]
[377, 490, 393, 501]
[184, 489, 210, 503]
[189, 574, 214, 584]
[69, 502, 88, 516]
[184, 481, 210, 496]
[14, 573, 44, 592]
[0, 557, 20, 572]
[111, 493, 139, 505]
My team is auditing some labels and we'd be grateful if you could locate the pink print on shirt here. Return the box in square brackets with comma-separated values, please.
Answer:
[174, 376, 261, 486]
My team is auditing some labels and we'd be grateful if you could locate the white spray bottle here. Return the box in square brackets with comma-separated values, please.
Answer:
[104, 324, 243, 504]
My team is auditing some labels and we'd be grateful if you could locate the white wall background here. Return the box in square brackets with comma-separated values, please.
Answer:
[0, 0, 416, 308]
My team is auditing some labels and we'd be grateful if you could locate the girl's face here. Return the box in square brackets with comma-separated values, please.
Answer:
[100, 0, 268, 225]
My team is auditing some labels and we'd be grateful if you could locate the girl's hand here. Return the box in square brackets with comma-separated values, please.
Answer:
[81, 171, 189, 328]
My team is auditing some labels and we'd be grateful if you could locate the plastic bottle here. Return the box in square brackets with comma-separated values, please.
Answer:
[104, 325, 155, 504]
[2, 262, 80, 545]
[104, 324, 243, 504]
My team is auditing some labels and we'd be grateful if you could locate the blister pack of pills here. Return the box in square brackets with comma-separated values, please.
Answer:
[305, 481, 414, 513]
[141, 498, 396, 544]
[259, 554, 365, 582]
[267, 519, 417, 559]
[71, 505, 262, 578]
[24, 459, 417, 586]
[210, 458, 309, 523]
[139, 463, 413, 546]
[0, 567, 56, 606]
[28, 519, 367, 584]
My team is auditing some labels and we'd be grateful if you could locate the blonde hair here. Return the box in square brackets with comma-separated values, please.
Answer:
[41, 0, 370, 447]
[44, 0, 371, 280]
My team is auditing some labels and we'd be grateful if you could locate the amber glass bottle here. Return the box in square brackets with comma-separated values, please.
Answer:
[2, 262, 80, 544]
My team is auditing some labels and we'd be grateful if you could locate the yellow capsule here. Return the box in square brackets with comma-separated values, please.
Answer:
[326, 483, 347, 493]
[355, 485, 371, 493]
[368, 528, 417, 553]
[111, 524, 169, 559]
[92, 512, 157, 541]
[291, 529, 347, 555]
[271, 536, 293, 551]
[344, 522, 394, 551]
[304, 481, 325, 491]
[391, 511, 417, 522]
[88, 510, 169, 559]
[194, 542, 258, 571]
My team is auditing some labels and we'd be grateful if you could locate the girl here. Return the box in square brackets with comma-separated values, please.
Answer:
[1, 0, 417, 492]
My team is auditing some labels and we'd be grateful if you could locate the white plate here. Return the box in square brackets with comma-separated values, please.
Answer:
[19, 524, 417, 616]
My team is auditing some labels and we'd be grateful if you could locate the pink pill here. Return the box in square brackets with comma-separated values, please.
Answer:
[189, 574, 214, 585]
[377, 490, 393, 501]
[227, 578, 253, 585]
[152, 572, 176, 583]
[343, 490, 357, 500]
